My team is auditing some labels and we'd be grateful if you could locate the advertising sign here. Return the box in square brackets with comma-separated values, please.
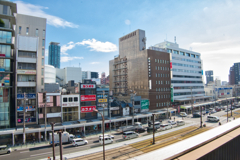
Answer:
[17, 70, 36, 75]
[17, 117, 36, 123]
[17, 106, 36, 111]
[141, 99, 149, 112]
[110, 107, 119, 110]
[81, 106, 96, 113]
[98, 99, 107, 102]
[81, 95, 96, 101]
[62, 102, 79, 107]
[17, 93, 36, 99]
[81, 84, 96, 89]
[170, 62, 172, 69]
[171, 85, 174, 102]
[97, 103, 107, 107]
[97, 95, 108, 98]
[123, 107, 129, 116]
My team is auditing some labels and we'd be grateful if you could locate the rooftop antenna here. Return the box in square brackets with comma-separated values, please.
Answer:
[174, 36, 176, 43]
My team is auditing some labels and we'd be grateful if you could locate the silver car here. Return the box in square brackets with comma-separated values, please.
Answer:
[0, 145, 11, 154]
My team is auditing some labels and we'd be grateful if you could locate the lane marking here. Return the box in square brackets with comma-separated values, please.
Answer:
[20, 151, 30, 153]
[0, 154, 10, 157]
[30, 151, 52, 157]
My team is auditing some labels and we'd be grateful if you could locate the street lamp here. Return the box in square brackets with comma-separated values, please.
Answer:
[93, 109, 105, 160]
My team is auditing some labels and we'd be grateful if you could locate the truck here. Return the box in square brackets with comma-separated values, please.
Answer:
[49, 131, 75, 145]
[117, 122, 143, 132]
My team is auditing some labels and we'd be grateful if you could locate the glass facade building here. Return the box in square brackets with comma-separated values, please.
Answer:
[48, 42, 60, 69]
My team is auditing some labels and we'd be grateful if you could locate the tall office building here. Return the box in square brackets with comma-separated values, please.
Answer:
[15, 14, 46, 127]
[229, 63, 240, 85]
[48, 42, 60, 68]
[229, 66, 235, 85]
[0, 1, 16, 128]
[109, 29, 171, 110]
[205, 70, 214, 85]
[151, 41, 205, 103]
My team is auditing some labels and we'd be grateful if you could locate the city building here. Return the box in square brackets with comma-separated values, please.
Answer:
[109, 29, 171, 111]
[151, 40, 206, 105]
[15, 14, 46, 127]
[229, 63, 240, 85]
[205, 70, 214, 85]
[82, 71, 99, 81]
[222, 81, 228, 86]
[44, 65, 56, 83]
[56, 67, 82, 86]
[101, 72, 106, 84]
[0, 1, 16, 128]
[48, 42, 60, 69]
[96, 88, 109, 118]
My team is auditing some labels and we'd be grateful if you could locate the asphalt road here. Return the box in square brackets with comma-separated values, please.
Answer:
[0, 108, 236, 160]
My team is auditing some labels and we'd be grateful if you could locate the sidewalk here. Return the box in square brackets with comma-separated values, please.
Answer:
[40, 121, 196, 160]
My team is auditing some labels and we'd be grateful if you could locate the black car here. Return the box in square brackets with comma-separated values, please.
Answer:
[230, 107, 235, 110]
[193, 113, 201, 118]
[135, 128, 146, 133]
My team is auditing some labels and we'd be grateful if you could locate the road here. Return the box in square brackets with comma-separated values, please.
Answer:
[0, 108, 235, 160]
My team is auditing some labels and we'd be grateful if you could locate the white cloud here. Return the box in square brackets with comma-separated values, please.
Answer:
[15, 1, 78, 28]
[90, 62, 100, 64]
[125, 19, 131, 25]
[61, 41, 76, 55]
[61, 56, 84, 62]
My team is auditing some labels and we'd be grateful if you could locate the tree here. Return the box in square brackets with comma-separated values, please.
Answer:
[0, 19, 5, 27]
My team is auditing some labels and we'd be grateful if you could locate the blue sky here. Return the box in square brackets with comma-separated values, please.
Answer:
[14, 0, 240, 81]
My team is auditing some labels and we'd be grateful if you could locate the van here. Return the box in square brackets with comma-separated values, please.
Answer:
[177, 120, 185, 126]
[99, 137, 113, 145]
[72, 138, 88, 147]
[122, 131, 139, 140]
[180, 112, 187, 117]
[0, 145, 11, 155]
[207, 116, 219, 122]
[159, 124, 172, 130]
[148, 121, 161, 129]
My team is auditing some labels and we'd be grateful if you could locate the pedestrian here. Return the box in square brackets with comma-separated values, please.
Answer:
[174, 117, 175, 121]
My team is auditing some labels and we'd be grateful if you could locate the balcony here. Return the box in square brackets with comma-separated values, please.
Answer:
[17, 81, 36, 87]
[18, 57, 36, 63]
[113, 60, 127, 65]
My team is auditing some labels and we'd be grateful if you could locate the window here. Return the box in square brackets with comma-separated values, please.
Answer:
[18, 63, 36, 70]
[43, 30, 45, 37]
[19, 26, 22, 34]
[134, 101, 140, 105]
[35, 29, 38, 36]
[160, 60, 162, 63]
[196, 55, 199, 58]
[26, 27, 29, 35]
[158, 74, 160, 77]
[69, 97, 73, 102]
[191, 54, 195, 58]
[167, 49, 172, 53]
[41, 78, 44, 85]
[74, 97, 78, 102]
[161, 74, 162, 77]
[158, 59, 159, 63]
[42, 59, 44, 66]
[18, 51, 36, 58]
[42, 49, 45, 56]
[156, 81, 157, 84]
[155, 66, 157, 70]
[42, 39, 45, 47]
[156, 88, 158, 92]
[156, 103, 158, 107]
[155, 59, 157, 62]
[41, 68, 44, 75]
[156, 73, 157, 77]
[158, 81, 160, 84]
[173, 50, 179, 54]
[161, 81, 163, 84]
[63, 98, 67, 102]
[186, 53, 190, 57]
[3, 5, 8, 15]
[156, 95, 158, 99]
[180, 51, 184, 55]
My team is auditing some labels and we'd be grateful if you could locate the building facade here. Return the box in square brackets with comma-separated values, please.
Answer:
[15, 14, 46, 126]
[151, 41, 205, 104]
[44, 65, 56, 83]
[0, 1, 16, 128]
[229, 63, 240, 85]
[82, 71, 99, 81]
[48, 42, 60, 69]
[56, 67, 82, 86]
[205, 70, 214, 85]
[109, 29, 171, 110]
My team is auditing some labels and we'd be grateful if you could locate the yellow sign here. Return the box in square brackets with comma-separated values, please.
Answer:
[98, 99, 107, 102]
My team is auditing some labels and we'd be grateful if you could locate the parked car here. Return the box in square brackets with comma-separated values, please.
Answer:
[215, 108, 221, 112]
[168, 120, 176, 125]
[148, 121, 161, 129]
[225, 108, 231, 112]
[159, 124, 172, 130]
[230, 107, 235, 110]
[122, 131, 139, 140]
[135, 128, 146, 133]
[207, 116, 219, 122]
[0, 145, 11, 155]
[72, 138, 88, 147]
[193, 113, 201, 118]
[99, 137, 113, 145]
[99, 134, 114, 140]
[234, 105, 240, 108]
[180, 112, 187, 117]
[177, 120, 185, 126]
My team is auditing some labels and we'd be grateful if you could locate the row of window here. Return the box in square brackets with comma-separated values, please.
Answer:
[174, 86, 204, 90]
[155, 73, 170, 78]
[156, 88, 170, 92]
[167, 49, 200, 59]
[156, 80, 170, 85]
[17, 87, 35, 94]
[174, 91, 205, 96]
[0, 45, 11, 57]
[155, 59, 170, 64]
[18, 63, 36, 70]
[173, 75, 202, 78]
[17, 75, 36, 82]
[156, 94, 170, 99]
[172, 69, 201, 74]
[172, 62, 201, 69]
[154, 66, 170, 71]
[18, 26, 45, 38]
[0, 31, 12, 44]
[0, 59, 10, 72]
[63, 97, 79, 102]
[171, 80, 203, 84]
[156, 102, 171, 107]
[172, 57, 201, 64]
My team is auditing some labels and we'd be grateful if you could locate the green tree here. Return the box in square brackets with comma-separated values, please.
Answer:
[0, 19, 5, 27]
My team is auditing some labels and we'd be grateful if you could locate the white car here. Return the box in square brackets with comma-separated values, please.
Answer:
[72, 138, 88, 147]
[168, 120, 176, 125]
[0, 145, 11, 154]
[160, 124, 172, 130]
[99, 137, 113, 145]
[99, 134, 114, 140]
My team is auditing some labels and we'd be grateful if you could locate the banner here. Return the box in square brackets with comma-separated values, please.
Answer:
[98, 99, 107, 102]
[81, 84, 96, 89]
[81, 106, 96, 113]
[81, 95, 96, 101]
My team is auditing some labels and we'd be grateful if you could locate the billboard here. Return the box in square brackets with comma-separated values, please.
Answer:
[81, 95, 96, 101]
[81, 84, 96, 89]
[98, 99, 107, 102]
[17, 70, 36, 75]
[17, 93, 36, 99]
[141, 99, 149, 112]
[81, 106, 96, 113]
[17, 106, 36, 111]
[17, 117, 36, 123]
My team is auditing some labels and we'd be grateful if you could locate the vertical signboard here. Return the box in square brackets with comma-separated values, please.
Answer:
[141, 99, 149, 112]
[171, 85, 174, 102]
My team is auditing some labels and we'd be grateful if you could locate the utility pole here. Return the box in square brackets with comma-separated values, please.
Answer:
[44, 92, 47, 141]
[51, 122, 56, 160]
[167, 102, 169, 119]
[102, 90, 105, 133]
[58, 131, 63, 160]
[231, 99, 233, 117]
[23, 92, 28, 144]
[109, 100, 112, 134]
[152, 114, 155, 144]
[200, 106, 202, 128]
[130, 90, 136, 125]
[191, 87, 193, 115]
[227, 99, 228, 122]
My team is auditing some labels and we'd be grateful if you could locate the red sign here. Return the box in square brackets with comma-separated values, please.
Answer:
[81, 84, 96, 89]
[81, 95, 96, 101]
[0, 54, 5, 57]
[170, 62, 172, 69]
[81, 106, 96, 113]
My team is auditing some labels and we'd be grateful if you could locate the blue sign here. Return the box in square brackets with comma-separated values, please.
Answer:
[17, 117, 36, 123]
[17, 94, 36, 99]
[97, 95, 108, 98]
[17, 106, 36, 111]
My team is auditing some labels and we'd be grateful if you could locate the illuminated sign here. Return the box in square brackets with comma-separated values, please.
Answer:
[81, 84, 96, 89]
[81, 95, 96, 101]
[81, 106, 96, 113]
[98, 99, 107, 102]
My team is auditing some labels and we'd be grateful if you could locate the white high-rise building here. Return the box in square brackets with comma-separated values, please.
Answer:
[56, 67, 82, 85]
[150, 41, 205, 103]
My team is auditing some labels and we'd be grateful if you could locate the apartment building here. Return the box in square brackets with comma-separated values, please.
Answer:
[109, 29, 171, 111]
[15, 14, 46, 126]
[0, 1, 16, 128]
